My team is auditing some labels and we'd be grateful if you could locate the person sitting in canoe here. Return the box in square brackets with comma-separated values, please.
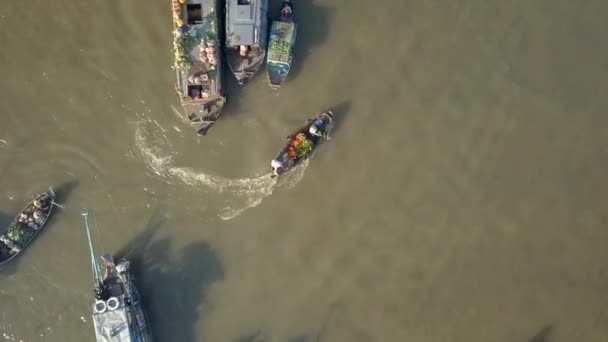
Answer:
[33, 197, 49, 211]
[280, 1, 293, 20]
[308, 118, 329, 139]
[271, 159, 284, 177]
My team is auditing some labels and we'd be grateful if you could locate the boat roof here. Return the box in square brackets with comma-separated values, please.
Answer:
[267, 21, 296, 64]
[226, 0, 268, 46]
[175, 0, 223, 103]
[93, 296, 135, 342]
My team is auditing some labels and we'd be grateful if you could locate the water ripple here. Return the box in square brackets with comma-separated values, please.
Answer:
[133, 118, 306, 220]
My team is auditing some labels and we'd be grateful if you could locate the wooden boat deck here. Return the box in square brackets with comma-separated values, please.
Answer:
[173, 0, 226, 136]
[226, 47, 266, 84]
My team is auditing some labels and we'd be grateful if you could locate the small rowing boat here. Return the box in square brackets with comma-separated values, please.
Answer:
[0, 188, 56, 265]
[270, 110, 334, 177]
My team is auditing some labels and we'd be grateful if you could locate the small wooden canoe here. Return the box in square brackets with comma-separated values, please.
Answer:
[270, 110, 334, 177]
[0, 188, 56, 265]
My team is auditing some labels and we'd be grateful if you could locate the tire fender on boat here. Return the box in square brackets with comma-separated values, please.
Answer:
[94, 300, 107, 314]
[107, 297, 119, 311]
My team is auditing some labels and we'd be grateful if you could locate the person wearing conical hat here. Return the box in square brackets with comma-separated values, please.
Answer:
[33, 210, 43, 221]
[34, 197, 49, 210]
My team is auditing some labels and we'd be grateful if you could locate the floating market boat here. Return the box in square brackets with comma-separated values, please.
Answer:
[0, 188, 56, 265]
[173, 0, 226, 136]
[270, 110, 334, 177]
[81, 209, 152, 342]
[225, 0, 269, 85]
[266, 0, 297, 89]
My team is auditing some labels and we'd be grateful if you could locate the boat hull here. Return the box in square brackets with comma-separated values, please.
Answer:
[271, 111, 334, 177]
[0, 188, 55, 265]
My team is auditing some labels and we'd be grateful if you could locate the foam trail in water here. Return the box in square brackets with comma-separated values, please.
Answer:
[134, 119, 307, 220]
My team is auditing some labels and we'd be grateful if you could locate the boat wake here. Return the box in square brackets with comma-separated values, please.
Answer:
[133, 118, 307, 220]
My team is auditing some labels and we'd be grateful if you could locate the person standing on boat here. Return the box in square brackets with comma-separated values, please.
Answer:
[239, 45, 250, 57]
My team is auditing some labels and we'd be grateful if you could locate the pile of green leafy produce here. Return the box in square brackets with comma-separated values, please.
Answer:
[6, 222, 33, 244]
[173, 27, 199, 71]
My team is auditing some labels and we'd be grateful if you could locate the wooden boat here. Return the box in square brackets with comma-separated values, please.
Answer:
[0, 188, 56, 265]
[270, 111, 334, 177]
[266, 0, 297, 89]
[82, 209, 152, 342]
[173, 0, 227, 136]
[225, 0, 269, 85]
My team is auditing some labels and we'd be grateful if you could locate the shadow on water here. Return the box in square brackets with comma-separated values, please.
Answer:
[52, 180, 79, 201]
[0, 212, 18, 275]
[328, 100, 351, 136]
[282, 0, 335, 81]
[43, 180, 79, 234]
[235, 301, 340, 342]
[235, 325, 324, 342]
[220, 0, 247, 118]
[236, 330, 265, 342]
[116, 207, 225, 342]
[0, 211, 12, 231]
[289, 336, 313, 342]
[223, 73, 249, 117]
[528, 325, 553, 342]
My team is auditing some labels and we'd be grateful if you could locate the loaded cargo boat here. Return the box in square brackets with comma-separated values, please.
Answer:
[266, 0, 297, 88]
[270, 111, 334, 177]
[173, 0, 226, 136]
[225, 0, 269, 85]
[82, 209, 152, 342]
[0, 188, 55, 265]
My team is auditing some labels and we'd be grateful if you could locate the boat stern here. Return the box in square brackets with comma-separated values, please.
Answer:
[266, 62, 290, 89]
